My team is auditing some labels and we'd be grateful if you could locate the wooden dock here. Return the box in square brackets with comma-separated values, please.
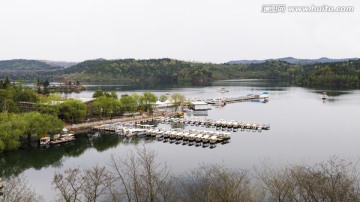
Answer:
[224, 94, 257, 103]
[66, 114, 161, 133]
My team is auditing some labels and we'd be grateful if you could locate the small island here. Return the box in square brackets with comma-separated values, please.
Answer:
[36, 79, 86, 94]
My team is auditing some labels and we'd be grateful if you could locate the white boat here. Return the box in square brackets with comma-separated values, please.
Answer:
[216, 120, 223, 127]
[169, 131, 178, 139]
[322, 92, 329, 100]
[50, 133, 76, 145]
[40, 136, 51, 145]
[175, 132, 184, 140]
[214, 98, 225, 106]
[190, 101, 209, 111]
[201, 134, 211, 143]
[188, 133, 197, 141]
[259, 92, 270, 99]
[195, 134, 204, 142]
[218, 87, 229, 93]
[209, 135, 219, 144]
[125, 128, 147, 137]
[182, 132, 190, 141]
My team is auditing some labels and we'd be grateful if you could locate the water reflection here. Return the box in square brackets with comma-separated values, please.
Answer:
[0, 139, 87, 178]
[3, 80, 360, 202]
[0, 132, 142, 178]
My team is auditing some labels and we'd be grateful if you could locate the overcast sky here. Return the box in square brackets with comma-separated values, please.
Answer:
[0, 0, 359, 63]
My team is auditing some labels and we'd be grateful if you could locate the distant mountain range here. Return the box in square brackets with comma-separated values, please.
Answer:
[0, 59, 79, 70]
[40, 60, 78, 68]
[0, 57, 359, 87]
[227, 57, 359, 65]
[0, 59, 64, 71]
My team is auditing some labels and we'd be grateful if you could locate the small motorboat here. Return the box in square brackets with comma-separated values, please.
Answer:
[322, 92, 329, 100]
[218, 87, 229, 93]
[40, 136, 51, 145]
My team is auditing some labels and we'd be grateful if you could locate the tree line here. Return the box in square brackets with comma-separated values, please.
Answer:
[2, 148, 359, 202]
[0, 78, 187, 153]
[57, 58, 360, 87]
[2, 58, 360, 87]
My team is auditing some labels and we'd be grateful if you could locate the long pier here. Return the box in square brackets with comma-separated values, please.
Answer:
[224, 94, 258, 103]
[66, 114, 160, 133]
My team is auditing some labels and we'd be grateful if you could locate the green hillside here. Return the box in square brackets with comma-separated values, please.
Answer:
[1, 58, 359, 87]
[0, 59, 62, 71]
[61, 58, 360, 87]
[61, 58, 213, 84]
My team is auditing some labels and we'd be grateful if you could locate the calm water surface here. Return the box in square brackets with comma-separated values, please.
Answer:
[1, 80, 360, 201]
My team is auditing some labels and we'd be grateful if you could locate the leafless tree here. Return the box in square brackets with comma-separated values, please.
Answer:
[82, 165, 113, 202]
[108, 146, 177, 202]
[53, 168, 84, 202]
[0, 174, 43, 202]
[256, 156, 360, 202]
[256, 162, 297, 202]
[179, 164, 264, 202]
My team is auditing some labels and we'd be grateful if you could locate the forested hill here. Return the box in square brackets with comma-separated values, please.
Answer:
[0, 59, 63, 71]
[1, 58, 359, 87]
[61, 58, 360, 87]
[228, 57, 359, 65]
[60, 58, 213, 84]
[297, 59, 360, 87]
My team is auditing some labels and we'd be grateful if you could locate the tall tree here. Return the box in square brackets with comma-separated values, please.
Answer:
[171, 93, 186, 111]
[23, 112, 63, 144]
[3, 77, 11, 88]
[1, 174, 43, 201]
[58, 99, 87, 123]
[140, 92, 157, 112]
[120, 95, 137, 114]
[0, 113, 24, 152]
[92, 89, 104, 98]
[91, 96, 120, 117]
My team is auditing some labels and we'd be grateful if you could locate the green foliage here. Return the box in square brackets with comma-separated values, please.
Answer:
[93, 90, 118, 99]
[140, 92, 157, 112]
[63, 58, 213, 84]
[0, 60, 62, 81]
[171, 93, 186, 111]
[62, 58, 360, 87]
[91, 95, 120, 117]
[58, 99, 87, 123]
[4, 77, 11, 88]
[37, 94, 64, 115]
[0, 112, 63, 153]
[0, 113, 23, 152]
[298, 60, 360, 87]
[119, 95, 137, 113]
[110, 91, 118, 99]
[93, 89, 104, 98]
[0, 59, 61, 70]
[159, 94, 168, 102]
[0, 80, 38, 113]
[23, 112, 63, 137]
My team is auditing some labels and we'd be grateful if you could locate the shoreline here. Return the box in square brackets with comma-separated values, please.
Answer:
[65, 110, 182, 134]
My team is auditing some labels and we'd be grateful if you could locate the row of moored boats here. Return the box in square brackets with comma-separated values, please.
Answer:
[92, 123, 231, 144]
[158, 117, 270, 131]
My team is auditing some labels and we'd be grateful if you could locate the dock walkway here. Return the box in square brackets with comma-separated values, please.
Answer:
[66, 113, 162, 132]
[66, 109, 184, 132]
[224, 94, 257, 103]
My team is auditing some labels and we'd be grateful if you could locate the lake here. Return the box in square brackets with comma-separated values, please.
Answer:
[1, 80, 360, 201]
